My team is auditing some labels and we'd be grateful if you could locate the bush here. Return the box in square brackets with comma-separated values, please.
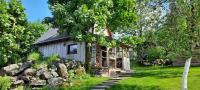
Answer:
[146, 46, 166, 61]
[27, 52, 41, 61]
[32, 54, 60, 69]
[0, 76, 11, 90]
[45, 54, 60, 64]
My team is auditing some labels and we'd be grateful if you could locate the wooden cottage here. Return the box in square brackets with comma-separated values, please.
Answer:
[35, 28, 131, 76]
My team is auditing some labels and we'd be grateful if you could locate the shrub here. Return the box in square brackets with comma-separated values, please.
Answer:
[68, 70, 75, 79]
[32, 54, 60, 69]
[45, 54, 60, 64]
[75, 67, 85, 77]
[27, 52, 41, 61]
[146, 46, 166, 61]
[0, 76, 11, 90]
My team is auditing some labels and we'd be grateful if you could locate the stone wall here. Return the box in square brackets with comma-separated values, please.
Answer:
[0, 60, 85, 89]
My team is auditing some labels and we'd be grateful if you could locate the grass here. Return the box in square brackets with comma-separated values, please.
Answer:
[66, 77, 109, 90]
[109, 66, 200, 90]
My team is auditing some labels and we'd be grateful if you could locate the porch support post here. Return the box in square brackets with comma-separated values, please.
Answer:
[107, 48, 109, 67]
[115, 47, 117, 68]
[122, 47, 124, 70]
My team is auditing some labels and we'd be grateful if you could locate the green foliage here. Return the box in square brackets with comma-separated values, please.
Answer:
[146, 47, 165, 61]
[0, 0, 47, 67]
[121, 36, 145, 46]
[155, 0, 200, 59]
[0, 76, 11, 90]
[27, 52, 41, 61]
[45, 54, 60, 64]
[68, 70, 75, 79]
[48, 0, 140, 73]
[48, 0, 139, 46]
[32, 54, 60, 69]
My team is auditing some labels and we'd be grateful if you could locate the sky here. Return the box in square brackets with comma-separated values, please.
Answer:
[21, 0, 52, 22]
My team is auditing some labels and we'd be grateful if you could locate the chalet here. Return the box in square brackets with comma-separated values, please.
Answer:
[34, 28, 131, 76]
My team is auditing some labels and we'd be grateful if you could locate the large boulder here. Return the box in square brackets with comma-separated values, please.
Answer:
[56, 63, 68, 78]
[47, 77, 63, 86]
[1, 64, 19, 76]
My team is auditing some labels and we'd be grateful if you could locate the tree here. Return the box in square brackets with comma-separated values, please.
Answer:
[155, 0, 200, 90]
[48, 0, 140, 72]
[134, 0, 163, 61]
[0, 0, 47, 67]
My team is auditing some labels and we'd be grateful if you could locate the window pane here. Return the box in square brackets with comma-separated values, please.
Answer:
[68, 44, 77, 54]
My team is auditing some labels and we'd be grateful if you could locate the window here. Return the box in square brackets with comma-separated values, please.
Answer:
[68, 44, 78, 54]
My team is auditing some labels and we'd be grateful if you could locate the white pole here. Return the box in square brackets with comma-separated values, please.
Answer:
[182, 57, 192, 90]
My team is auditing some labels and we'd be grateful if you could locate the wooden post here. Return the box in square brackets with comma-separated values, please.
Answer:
[100, 46, 102, 67]
[115, 47, 117, 68]
[107, 47, 109, 67]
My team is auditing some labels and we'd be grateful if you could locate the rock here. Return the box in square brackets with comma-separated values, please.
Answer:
[47, 77, 63, 86]
[36, 68, 47, 77]
[1, 64, 19, 76]
[10, 77, 24, 88]
[14, 61, 33, 76]
[17, 63, 23, 67]
[23, 68, 36, 76]
[56, 63, 68, 78]
[30, 80, 46, 86]
[40, 71, 53, 80]
[2, 64, 19, 72]
[18, 75, 32, 83]
[11, 80, 24, 87]
[21, 61, 32, 69]
[51, 65, 57, 71]
[49, 67, 59, 77]
[50, 70, 59, 77]
[8, 70, 19, 76]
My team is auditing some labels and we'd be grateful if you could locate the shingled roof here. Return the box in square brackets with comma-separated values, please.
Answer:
[34, 28, 71, 45]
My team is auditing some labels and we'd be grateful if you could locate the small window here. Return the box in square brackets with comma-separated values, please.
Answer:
[68, 44, 78, 54]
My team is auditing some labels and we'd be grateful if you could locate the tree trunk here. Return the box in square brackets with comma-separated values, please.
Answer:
[85, 42, 91, 73]
[182, 57, 192, 90]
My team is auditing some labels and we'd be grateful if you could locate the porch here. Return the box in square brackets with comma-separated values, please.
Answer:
[91, 44, 131, 77]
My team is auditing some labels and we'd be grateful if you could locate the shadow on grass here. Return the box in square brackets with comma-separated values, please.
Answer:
[109, 84, 162, 90]
[131, 67, 183, 79]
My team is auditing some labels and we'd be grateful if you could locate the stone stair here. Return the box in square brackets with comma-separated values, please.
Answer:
[119, 70, 134, 77]
[91, 71, 134, 90]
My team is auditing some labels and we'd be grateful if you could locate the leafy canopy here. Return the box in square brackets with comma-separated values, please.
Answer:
[0, 0, 47, 67]
[48, 0, 141, 47]
[155, 0, 200, 59]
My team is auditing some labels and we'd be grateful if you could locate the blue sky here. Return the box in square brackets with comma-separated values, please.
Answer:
[21, 0, 52, 22]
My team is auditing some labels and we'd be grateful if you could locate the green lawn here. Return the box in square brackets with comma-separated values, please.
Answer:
[66, 77, 108, 90]
[109, 67, 200, 90]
